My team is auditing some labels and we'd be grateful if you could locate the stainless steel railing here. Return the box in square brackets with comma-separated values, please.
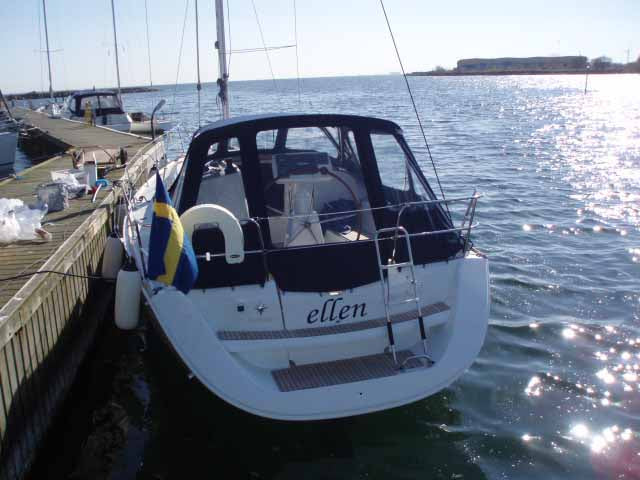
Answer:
[194, 192, 480, 260]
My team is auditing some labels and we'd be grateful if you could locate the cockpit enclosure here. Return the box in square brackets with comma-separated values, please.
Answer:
[174, 114, 465, 292]
[65, 90, 126, 117]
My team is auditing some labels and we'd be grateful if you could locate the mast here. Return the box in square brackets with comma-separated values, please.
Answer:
[214, 0, 230, 119]
[110, 0, 122, 101]
[144, 0, 153, 87]
[41, 0, 54, 101]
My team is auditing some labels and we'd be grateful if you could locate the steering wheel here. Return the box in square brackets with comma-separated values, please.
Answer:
[263, 167, 364, 241]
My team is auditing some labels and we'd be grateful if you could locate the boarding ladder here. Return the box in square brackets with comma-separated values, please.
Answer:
[374, 226, 431, 365]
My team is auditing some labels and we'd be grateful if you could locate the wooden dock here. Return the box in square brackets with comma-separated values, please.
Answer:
[0, 109, 162, 480]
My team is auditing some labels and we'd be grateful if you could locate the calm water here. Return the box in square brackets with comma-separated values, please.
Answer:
[32, 74, 640, 479]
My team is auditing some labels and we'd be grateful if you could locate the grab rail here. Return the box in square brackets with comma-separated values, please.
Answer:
[254, 194, 480, 223]
[194, 192, 481, 260]
[194, 222, 479, 261]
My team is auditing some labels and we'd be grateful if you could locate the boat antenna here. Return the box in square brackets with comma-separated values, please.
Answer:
[378, 0, 450, 218]
[110, 0, 123, 102]
[195, 0, 202, 126]
[42, 0, 54, 101]
[144, 0, 153, 87]
[215, 0, 230, 119]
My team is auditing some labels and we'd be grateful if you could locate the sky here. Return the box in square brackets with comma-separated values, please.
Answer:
[0, 0, 638, 94]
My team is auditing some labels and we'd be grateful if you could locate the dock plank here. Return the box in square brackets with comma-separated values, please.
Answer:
[0, 107, 163, 480]
[0, 109, 153, 307]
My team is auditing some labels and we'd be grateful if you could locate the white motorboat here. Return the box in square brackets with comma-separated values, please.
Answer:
[35, 102, 62, 118]
[122, 113, 489, 420]
[60, 90, 172, 135]
[62, 90, 133, 132]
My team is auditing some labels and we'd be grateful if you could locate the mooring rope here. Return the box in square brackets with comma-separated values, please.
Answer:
[0, 270, 104, 283]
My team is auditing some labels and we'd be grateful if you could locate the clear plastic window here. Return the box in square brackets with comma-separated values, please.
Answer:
[371, 132, 438, 232]
[80, 95, 120, 111]
[259, 126, 375, 247]
[196, 137, 249, 220]
[257, 130, 277, 150]
[371, 132, 430, 206]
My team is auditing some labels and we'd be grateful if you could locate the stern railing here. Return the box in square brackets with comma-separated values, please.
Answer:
[192, 192, 481, 261]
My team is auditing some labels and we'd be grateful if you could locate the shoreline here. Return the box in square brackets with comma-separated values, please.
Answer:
[6, 85, 157, 101]
[408, 70, 637, 77]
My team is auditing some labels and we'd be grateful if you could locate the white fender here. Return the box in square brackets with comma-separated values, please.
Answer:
[115, 260, 141, 330]
[102, 232, 124, 280]
[180, 204, 244, 264]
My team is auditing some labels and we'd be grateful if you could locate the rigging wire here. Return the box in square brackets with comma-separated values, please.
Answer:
[228, 45, 295, 54]
[144, 0, 153, 87]
[378, 0, 450, 219]
[0, 270, 103, 283]
[226, 0, 232, 76]
[172, 0, 190, 114]
[250, 0, 278, 92]
[195, 0, 202, 127]
[293, 0, 301, 106]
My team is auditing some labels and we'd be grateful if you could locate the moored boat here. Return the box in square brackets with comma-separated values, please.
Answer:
[120, 0, 489, 421]
[62, 89, 133, 132]
[123, 112, 488, 420]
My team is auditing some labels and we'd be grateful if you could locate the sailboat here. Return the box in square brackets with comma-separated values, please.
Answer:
[120, 0, 489, 420]
[105, 0, 172, 135]
[59, 1, 171, 135]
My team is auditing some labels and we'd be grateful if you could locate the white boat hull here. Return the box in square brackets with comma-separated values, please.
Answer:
[0, 129, 17, 168]
[63, 113, 132, 132]
[123, 166, 489, 419]
[129, 119, 174, 134]
[143, 254, 488, 420]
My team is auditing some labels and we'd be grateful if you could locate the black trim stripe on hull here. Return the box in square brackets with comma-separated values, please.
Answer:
[217, 301, 450, 341]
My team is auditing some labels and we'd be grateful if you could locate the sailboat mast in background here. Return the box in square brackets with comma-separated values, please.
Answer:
[215, 0, 230, 120]
[144, 0, 153, 87]
[41, 0, 54, 100]
[110, 0, 123, 101]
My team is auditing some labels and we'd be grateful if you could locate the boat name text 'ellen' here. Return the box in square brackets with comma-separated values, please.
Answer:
[307, 298, 367, 324]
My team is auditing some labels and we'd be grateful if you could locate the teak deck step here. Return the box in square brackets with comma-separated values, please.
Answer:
[272, 350, 425, 392]
[217, 302, 450, 341]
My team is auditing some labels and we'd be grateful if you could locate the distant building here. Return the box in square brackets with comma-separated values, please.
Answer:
[456, 56, 588, 73]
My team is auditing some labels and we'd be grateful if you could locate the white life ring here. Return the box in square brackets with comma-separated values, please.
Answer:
[180, 204, 245, 264]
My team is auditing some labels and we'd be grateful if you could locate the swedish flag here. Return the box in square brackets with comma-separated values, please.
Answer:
[147, 172, 198, 293]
